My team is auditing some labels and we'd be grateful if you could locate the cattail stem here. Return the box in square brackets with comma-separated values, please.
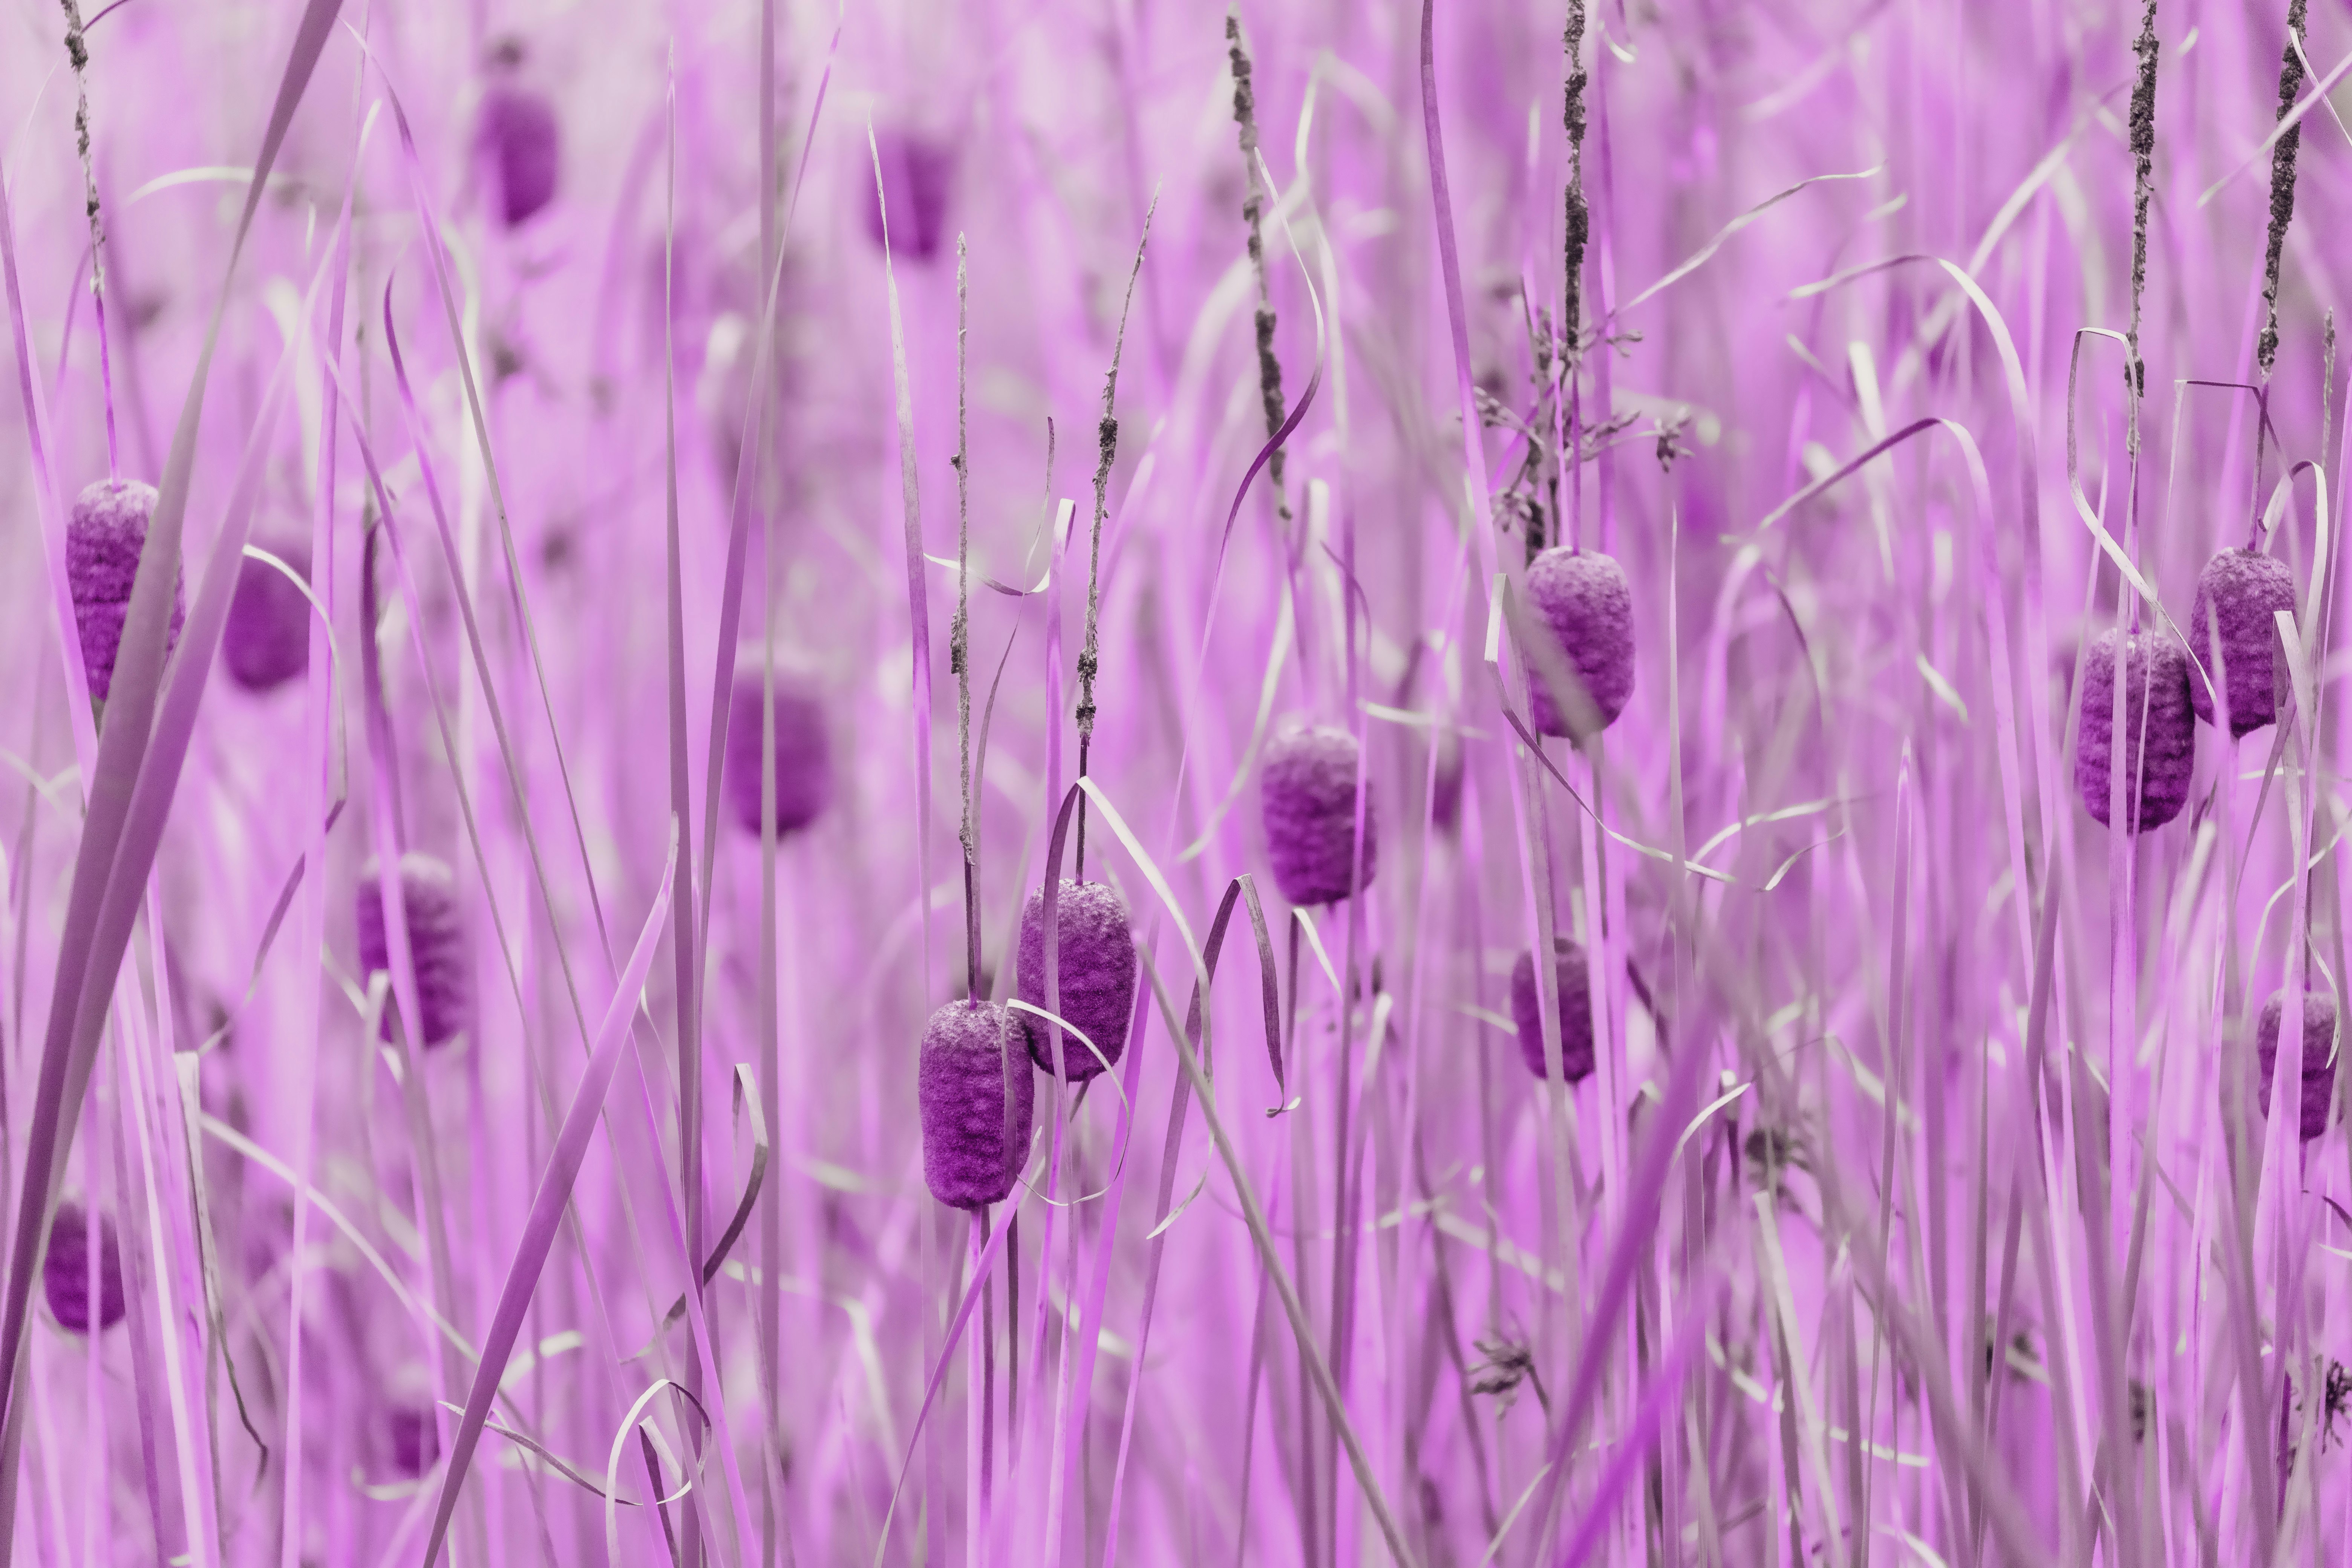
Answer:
[2124, 0, 2158, 464]
[2323, 310, 2337, 465]
[2257, 0, 2309, 383]
[1227, 8, 1291, 534]
[1281, 916, 1321, 1568]
[1562, 0, 1588, 363]
[955, 236, 982, 999]
[969, 1207, 991, 1568]
[1005, 1211, 1021, 1461]
[1073, 199, 1157, 884]
[58, 0, 119, 484]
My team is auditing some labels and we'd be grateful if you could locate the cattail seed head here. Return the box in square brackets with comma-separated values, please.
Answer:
[356, 854, 472, 1049]
[1017, 880, 1138, 1081]
[2074, 629, 2195, 831]
[478, 84, 560, 228]
[1509, 937, 1597, 1084]
[723, 654, 832, 838]
[1261, 721, 1377, 906]
[862, 129, 954, 264]
[42, 1201, 126, 1334]
[67, 478, 185, 700]
[918, 1001, 1035, 1210]
[2257, 991, 2339, 1144]
[222, 535, 312, 693]
[1525, 546, 1634, 736]
[2188, 548, 2297, 737]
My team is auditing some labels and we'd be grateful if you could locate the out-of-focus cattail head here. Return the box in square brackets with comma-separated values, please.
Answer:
[2188, 548, 2297, 737]
[1510, 937, 1597, 1084]
[356, 854, 473, 1049]
[2075, 629, 2195, 831]
[67, 478, 185, 701]
[42, 1201, 126, 1334]
[1525, 546, 1634, 737]
[918, 1001, 1035, 1209]
[386, 1403, 441, 1478]
[1262, 721, 1377, 906]
[222, 534, 312, 694]
[478, 75, 560, 229]
[1429, 726, 1466, 837]
[2257, 991, 2339, 1144]
[1017, 880, 1139, 1081]
[723, 651, 832, 838]
[861, 127, 956, 263]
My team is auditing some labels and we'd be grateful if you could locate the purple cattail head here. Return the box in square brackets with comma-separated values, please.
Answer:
[42, 1201, 126, 1334]
[2074, 629, 2195, 832]
[222, 535, 312, 694]
[1510, 938, 1597, 1084]
[1017, 880, 1139, 1081]
[861, 129, 956, 263]
[919, 1001, 1035, 1209]
[478, 84, 560, 228]
[357, 854, 472, 1049]
[387, 1404, 441, 1477]
[1525, 546, 1635, 737]
[2187, 548, 2297, 737]
[2257, 991, 2339, 1144]
[1262, 722, 1377, 906]
[67, 478, 186, 701]
[723, 654, 832, 838]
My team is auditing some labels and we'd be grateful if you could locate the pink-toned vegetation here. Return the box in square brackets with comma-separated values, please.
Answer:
[2, 0, 2351, 1564]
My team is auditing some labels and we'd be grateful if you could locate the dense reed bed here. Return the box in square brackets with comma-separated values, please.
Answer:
[3, 0, 2351, 1563]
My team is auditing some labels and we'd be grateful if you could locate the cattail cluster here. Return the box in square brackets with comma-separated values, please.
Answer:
[41, 1201, 125, 1334]
[2074, 629, 2194, 831]
[1525, 545, 1634, 737]
[2257, 991, 2338, 1144]
[1510, 936, 1597, 1085]
[722, 654, 833, 838]
[2188, 548, 2296, 737]
[1017, 880, 1138, 1081]
[223, 535, 312, 694]
[918, 1001, 1034, 1209]
[356, 854, 472, 1049]
[1261, 722, 1376, 907]
[67, 478, 184, 700]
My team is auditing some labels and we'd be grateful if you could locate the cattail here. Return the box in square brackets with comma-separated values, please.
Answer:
[356, 854, 472, 1049]
[2074, 629, 2194, 831]
[67, 477, 185, 700]
[918, 1001, 1035, 1209]
[2188, 548, 2297, 737]
[478, 82, 560, 228]
[1525, 545, 1634, 736]
[1509, 937, 1597, 1084]
[722, 653, 832, 838]
[1261, 721, 1377, 907]
[1017, 880, 1138, 1081]
[862, 128, 954, 264]
[2257, 991, 2339, 1144]
[222, 534, 311, 694]
[41, 1201, 126, 1334]
[386, 1404, 441, 1477]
